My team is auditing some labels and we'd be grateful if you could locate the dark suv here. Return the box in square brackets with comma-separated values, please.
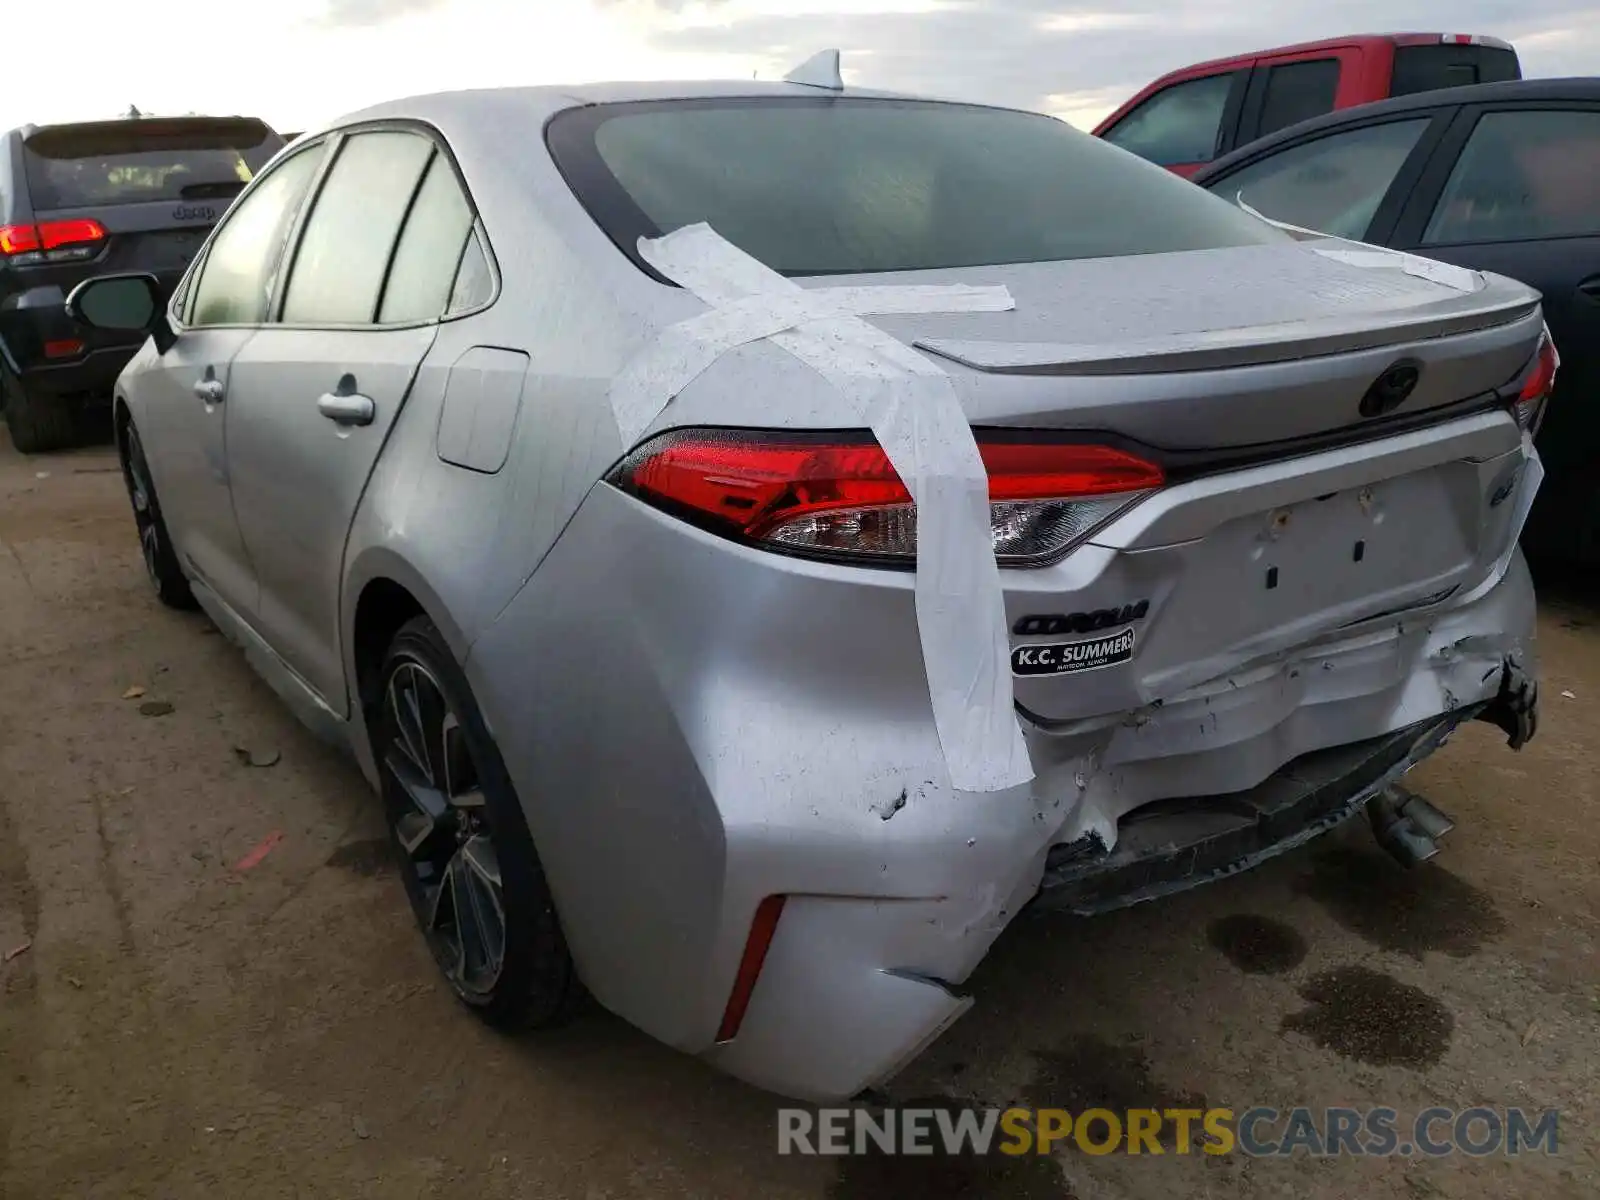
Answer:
[0, 115, 284, 452]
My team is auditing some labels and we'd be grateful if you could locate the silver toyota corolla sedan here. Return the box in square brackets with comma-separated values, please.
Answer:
[66, 69, 1550, 1102]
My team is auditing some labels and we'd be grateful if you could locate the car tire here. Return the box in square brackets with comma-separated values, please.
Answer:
[2, 372, 79, 455]
[377, 615, 584, 1029]
[116, 416, 197, 610]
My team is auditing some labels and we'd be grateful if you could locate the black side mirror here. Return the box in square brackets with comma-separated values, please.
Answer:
[65, 273, 176, 353]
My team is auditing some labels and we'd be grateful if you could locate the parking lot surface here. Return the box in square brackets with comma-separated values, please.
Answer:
[1, 431, 1596, 1199]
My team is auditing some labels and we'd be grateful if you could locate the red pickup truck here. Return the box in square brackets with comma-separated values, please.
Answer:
[1094, 33, 1521, 176]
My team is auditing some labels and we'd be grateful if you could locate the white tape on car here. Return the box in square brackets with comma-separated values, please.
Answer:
[610, 283, 1013, 447]
[1311, 247, 1482, 293]
[610, 222, 1033, 794]
[1235, 195, 1482, 294]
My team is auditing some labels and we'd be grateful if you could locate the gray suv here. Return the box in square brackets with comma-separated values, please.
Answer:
[0, 115, 283, 452]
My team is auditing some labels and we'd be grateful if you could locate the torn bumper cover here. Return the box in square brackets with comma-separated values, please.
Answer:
[1034, 651, 1536, 916]
[1477, 652, 1538, 751]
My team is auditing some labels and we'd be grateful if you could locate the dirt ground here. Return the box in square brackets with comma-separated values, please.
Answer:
[0, 429, 1595, 1200]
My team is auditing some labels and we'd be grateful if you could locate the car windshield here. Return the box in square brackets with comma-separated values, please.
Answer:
[23, 117, 281, 210]
[548, 98, 1283, 277]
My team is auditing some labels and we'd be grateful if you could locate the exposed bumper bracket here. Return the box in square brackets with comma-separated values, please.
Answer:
[1032, 709, 1477, 917]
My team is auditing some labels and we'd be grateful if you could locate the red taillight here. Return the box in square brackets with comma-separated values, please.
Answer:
[0, 219, 105, 265]
[38, 218, 106, 250]
[1513, 332, 1559, 433]
[610, 429, 1165, 566]
[715, 895, 786, 1043]
[0, 225, 41, 256]
[43, 339, 85, 360]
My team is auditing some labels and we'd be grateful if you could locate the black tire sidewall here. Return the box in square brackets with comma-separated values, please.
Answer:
[377, 616, 580, 1028]
[3, 373, 81, 455]
[117, 418, 197, 610]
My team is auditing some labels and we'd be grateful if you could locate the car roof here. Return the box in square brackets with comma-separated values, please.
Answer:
[1194, 76, 1600, 183]
[324, 77, 960, 134]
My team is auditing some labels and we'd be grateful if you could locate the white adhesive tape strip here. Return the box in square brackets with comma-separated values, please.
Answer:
[613, 222, 1033, 794]
[610, 281, 1013, 446]
[1236, 196, 1482, 293]
[1312, 247, 1482, 293]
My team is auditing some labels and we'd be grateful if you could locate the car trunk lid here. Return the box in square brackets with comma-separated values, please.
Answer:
[839, 242, 1539, 446]
[807, 243, 1543, 723]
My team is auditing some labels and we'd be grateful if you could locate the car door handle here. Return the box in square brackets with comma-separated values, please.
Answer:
[193, 378, 225, 403]
[317, 392, 376, 426]
[1578, 275, 1600, 301]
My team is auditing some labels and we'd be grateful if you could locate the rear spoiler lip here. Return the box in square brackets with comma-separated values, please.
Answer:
[20, 116, 280, 161]
[916, 291, 1541, 377]
[23, 115, 274, 138]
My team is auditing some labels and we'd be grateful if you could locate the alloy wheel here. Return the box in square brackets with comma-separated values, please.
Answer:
[121, 428, 162, 586]
[383, 659, 507, 997]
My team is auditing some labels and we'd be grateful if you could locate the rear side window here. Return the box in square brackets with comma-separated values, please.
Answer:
[1207, 118, 1431, 240]
[281, 130, 434, 325]
[447, 231, 495, 314]
[1424, 109, 1600, 244]
[22, 118, 281, 210]
[189, 145, 324, 327]
[379, 152, 476, 323]
[552, 97, 1279, 278]
[1391, 46, 1520, 97]
[1102, 73, 1238, 166]
[1256, 59, 1341, 139]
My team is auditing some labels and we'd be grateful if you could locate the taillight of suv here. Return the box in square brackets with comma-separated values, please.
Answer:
[0, 219, 107, 266]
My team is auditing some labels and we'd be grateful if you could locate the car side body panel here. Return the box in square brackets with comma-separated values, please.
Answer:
[338, 93, 663, 780]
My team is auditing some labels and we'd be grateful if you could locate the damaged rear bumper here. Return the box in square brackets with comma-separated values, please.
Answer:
[1034, 655, 1534, 917]
[474, 473, 1540, 1103]
[1033, 566, 1539, 916]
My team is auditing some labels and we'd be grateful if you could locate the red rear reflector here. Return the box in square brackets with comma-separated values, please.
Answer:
[611, 430, 1164, 566]
[715, 895, 786, 1043]
[38, 218, 106, 250]
[44, 339, 85, 360]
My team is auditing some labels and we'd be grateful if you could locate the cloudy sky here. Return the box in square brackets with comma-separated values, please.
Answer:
[5, 0, 1594, 135]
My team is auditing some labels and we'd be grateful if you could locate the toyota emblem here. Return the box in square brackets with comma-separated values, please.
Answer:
[1360, 361, 1422, 419]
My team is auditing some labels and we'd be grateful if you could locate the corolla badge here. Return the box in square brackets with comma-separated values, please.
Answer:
[1359, 360, 1422, 419]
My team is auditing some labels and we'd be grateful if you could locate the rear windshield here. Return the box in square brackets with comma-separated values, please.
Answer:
[548, 98, 1282, 278]
[1390, 45, 1521, 97]
[23, 118, 282, 210]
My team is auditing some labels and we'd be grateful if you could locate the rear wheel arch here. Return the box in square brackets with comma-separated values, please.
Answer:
[351, 575, 428, 727]
[348, 565, 474, 733]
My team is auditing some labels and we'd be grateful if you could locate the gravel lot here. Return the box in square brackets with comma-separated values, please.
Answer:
[1, 430, 1596, 1199]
